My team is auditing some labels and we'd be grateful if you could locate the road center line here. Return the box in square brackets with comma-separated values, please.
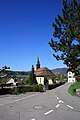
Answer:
[31, 118, 36, 120]
[0, 104, 4, 106]
[44, 110, 54, 115]
[55, 95, 57, 97]
[59, 100, 64, 103]
[14, 99, 21, 102]
[67, 105, 74, 109]
[57, 97, 59, 100]
[56, 104, 60, 108]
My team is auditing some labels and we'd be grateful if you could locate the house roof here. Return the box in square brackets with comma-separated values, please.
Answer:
[34, 67, 53, 77]
[6, 78, 14, 83]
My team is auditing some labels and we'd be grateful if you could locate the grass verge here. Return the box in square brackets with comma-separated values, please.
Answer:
[68, 82, 80, 96]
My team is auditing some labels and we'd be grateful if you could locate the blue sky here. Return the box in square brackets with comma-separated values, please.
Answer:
[0, 0, 66, 71]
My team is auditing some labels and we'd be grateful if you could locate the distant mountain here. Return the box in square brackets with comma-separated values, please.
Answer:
[51, 68, 67, 76]
[6, 70, 30, 76]
[6, 68, 67, 76]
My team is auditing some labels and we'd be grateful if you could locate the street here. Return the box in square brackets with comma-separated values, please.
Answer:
[0, 83, 80, 120]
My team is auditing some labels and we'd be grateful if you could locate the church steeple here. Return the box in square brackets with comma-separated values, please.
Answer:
[36, 57, 40, 70]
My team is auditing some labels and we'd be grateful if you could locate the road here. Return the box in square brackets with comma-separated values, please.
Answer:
[0, 83, 80, 120]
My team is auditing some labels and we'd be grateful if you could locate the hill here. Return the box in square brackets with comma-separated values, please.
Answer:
[5, 68, 67, 77]
[51, 68, 67, 76]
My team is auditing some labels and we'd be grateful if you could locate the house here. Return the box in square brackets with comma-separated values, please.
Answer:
[34, 58, 54, 85]
[67, 68, 76, 83]
[6, 78, 18, 86]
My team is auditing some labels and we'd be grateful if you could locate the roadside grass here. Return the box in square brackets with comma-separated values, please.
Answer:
[68, 82, 80, 96]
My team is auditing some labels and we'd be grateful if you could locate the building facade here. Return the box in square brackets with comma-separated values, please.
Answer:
[34, 58, 54, 85]
[68, 70, 76, 83]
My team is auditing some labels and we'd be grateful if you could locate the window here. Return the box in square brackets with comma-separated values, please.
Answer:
[40, 78, 41, 83]
[69, 72, 71, 74]
[69, 76, 72, 78]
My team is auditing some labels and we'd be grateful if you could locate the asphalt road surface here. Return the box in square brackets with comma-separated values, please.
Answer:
[0, 83, 80, 120]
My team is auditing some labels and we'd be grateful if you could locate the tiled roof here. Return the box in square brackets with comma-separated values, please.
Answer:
[34, 67, 53, 77]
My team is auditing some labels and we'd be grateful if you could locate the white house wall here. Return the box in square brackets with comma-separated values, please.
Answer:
[6, 78, 17, 86]
[48, 78, 53, 85]
[36, 77, 44, 85]
[68, 71, 76, 83]
[6, 78, 14, 84]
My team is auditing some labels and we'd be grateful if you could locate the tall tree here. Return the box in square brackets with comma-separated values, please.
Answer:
[0, 66, 10, 78]
[29, 65, 37, 85]
[49, 0, 80, 74]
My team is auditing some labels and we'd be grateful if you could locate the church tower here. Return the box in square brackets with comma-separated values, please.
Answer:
[36, 57, 40, 70]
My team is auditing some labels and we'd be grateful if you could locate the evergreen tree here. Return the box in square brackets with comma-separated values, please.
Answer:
[49, 0, 80, 74]
[29, 65, 37, 85]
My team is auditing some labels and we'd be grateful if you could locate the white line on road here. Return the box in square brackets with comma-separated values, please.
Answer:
[55, 95, 59, 100]
[59, 100, 64, 103]
[56, 104, 60, 108]
[44, 110, 54, 115]
[14, 93, 39, 102]
[0, 104, 4, 106]
[14, 99, 21, 102]
[57, 97, 59, 100]
[67, 105, 74, 109]
[31, 118, 36, 120]
[55, 95, 57, 97]
[0, 93, 39, 107]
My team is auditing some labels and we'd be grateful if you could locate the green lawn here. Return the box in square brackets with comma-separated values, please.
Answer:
[68, 82, 80, 96]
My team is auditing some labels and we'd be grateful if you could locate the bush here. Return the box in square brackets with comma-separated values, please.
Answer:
[0, 88, 11, 95]
[76, 75, 80, 82]
[0, 84, 45, 95]
[32, 84, 40, 92]
[48, 82, 65, 90]
[10, 87, 20, 95]
[68, 82, 80, 96]
[10, 85, 41, 94]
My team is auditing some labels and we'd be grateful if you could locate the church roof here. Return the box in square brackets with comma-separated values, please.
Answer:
[34, 67, 53, 77]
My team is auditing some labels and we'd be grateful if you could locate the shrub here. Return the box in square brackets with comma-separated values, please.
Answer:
[11, 87, 20, 95]
[76, 75, 80, 82]
[10, 85, 33, 94]
[32, 84, 40, 92]
[68, 82, 80, 96]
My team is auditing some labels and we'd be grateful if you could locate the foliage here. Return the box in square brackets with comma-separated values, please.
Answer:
[32, 84, 40, 92]
[11, 86, 33, 94]
[10, 85, 44, 94]
[0, 88, 11, 95]
[76, 74, 80, 82]
[49, 0, 80, 74]
[48, 82, 65, 90]
[29, 65, 37, 85]
[68, 82, 80, 95]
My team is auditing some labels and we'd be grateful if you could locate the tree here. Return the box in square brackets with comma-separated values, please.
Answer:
[29, 65, 37, 85]
[0, 66, 10, 88]
[49, 0, 80, 74]
[0, 66, 10, 78]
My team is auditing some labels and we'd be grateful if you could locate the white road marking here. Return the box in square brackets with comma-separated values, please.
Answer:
[14, 99, 21, 102]
[44, 110, 54, 115]
[31, 119, 36, 120]
[14, 93, 39, 102]
[55, 95, 57, 97]
[67, 105, 74, 109]
[59, 100, 64, 103]
[56, 104, 60, 108]
[0, 93, 39, 107]
[57, 97, 59, 100]
[0, 104, 4, 106]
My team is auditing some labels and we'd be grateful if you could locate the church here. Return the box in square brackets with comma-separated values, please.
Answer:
[34, 58, 54, 85]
